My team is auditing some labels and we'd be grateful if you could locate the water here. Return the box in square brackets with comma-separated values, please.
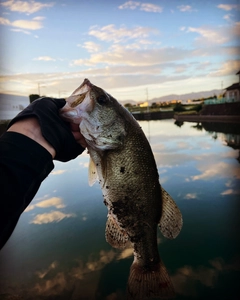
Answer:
[0, 119, 239, 300]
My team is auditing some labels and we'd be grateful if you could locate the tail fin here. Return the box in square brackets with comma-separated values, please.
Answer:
[127, 260, 175, 299]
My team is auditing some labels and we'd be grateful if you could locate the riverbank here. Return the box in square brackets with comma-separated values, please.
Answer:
[174, 102, 240, 123]
[132, 111, 174, 120]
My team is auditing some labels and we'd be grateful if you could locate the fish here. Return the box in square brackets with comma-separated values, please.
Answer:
[60, 79, 183, 299]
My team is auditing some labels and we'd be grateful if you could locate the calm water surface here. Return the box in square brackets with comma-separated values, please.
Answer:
[0, 119, 239, 300]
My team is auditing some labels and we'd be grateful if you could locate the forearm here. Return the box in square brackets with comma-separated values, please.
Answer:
[0, 131, 54, 249]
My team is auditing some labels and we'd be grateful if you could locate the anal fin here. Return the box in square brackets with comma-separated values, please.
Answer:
[105, 214, 129, 249]
[159, 187, 183, 239]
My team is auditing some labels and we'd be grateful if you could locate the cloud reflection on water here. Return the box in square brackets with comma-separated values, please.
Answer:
[190, 162, 240, 181]
[32, 246, 134, 299]
[30, 210, 76, 224]
[171, 256, 240, 297]
[24, 197, 66, 212]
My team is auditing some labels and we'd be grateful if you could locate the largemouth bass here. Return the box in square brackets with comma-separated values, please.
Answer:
[61, 79, 183, 299]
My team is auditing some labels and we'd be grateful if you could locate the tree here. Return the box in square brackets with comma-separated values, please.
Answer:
[29, 94, 40, 103]
[173, 103, 185, 112]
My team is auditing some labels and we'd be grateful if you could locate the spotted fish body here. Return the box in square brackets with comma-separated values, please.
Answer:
[61, 79, 183, 299]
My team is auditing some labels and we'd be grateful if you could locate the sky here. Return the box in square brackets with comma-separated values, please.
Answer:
[0, 0, 240, 102]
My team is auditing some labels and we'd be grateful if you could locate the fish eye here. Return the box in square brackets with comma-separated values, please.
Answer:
[97, 95, 108, 105]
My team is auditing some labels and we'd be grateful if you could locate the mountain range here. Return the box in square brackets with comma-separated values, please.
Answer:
[121, 89, 223, 105]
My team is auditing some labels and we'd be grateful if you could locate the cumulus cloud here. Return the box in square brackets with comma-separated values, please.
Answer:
[1, 0, 54, 14]
[0, 15, 44, 30]
[30, 210, 76, 224]
[119, 1, 163, 13]
[217, 4, 240, 11]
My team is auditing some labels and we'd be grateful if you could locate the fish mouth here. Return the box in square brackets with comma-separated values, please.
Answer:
[67, 78, 92, 108]
[60, 78, 94, 123]
[70, 91, 88, 108]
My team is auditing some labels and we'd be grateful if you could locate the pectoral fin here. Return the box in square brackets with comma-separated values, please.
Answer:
[105, 214, 129, 249]
[88, 157, 98, 186]
[158, 187, 183, 239]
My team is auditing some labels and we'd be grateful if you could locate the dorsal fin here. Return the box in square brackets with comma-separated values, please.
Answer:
[159, 187, 183, 239]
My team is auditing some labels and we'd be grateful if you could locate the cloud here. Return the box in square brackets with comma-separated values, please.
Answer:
[24, 197, 66, 212]
[88, 24, 159, 43]
[33, 56, 56, 61]
[35, 197, 66, 209]
[72, 45, 189, 67]
[36, 261, 58, 279]
[187, 26, 228, 45]
[30, 210, 76, 224]
[24, 204, 35, 212]
[117, 246, 133, 259]
[178, 5, 195, 12]
[184, 193, 198, 199]
[209, 60, 240, 77]
[217, 4, 240, 11]
[0, 17, 11, 25]
[78, 41, 101, 53]
[221, 189, 240, 196]
[190, 162, 240, 181]
[223, 13, 233, 21]
[119, 1, 163, 13]
[172, 257, 240, 297]
[0, 15, 44, 30]
[1, 0, 55, 14]
[51, 169, 67, 175]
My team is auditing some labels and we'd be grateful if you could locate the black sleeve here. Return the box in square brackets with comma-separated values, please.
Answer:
[0, 132, 54, 250]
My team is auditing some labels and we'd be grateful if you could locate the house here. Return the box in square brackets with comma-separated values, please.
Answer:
[224, 70, 240, 102]
[138, 101, 149, 107]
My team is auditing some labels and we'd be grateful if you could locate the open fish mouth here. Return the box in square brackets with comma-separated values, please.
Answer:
[70, 91, 88, 108]
[60, 79, 94, 123]
[67, 78, 91, 107]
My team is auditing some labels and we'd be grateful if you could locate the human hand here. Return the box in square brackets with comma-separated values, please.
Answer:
[7, 97, 86, 162]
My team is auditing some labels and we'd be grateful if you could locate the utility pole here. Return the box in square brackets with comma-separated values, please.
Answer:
[38, 83, 46, 96]
[146, 88, 149, 113]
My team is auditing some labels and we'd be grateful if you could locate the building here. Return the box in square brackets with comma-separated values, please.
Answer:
[138, 101, 149, 107]
[224, 70, 240, 102]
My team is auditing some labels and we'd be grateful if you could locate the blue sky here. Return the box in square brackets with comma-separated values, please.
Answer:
[0, 0, 239, 102]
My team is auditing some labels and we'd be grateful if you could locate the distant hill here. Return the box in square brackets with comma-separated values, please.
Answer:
[0, 93, 29, 120]
[120, 89, 223, 105]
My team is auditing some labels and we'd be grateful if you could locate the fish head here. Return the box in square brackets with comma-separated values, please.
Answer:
[61, 79, 127, 151]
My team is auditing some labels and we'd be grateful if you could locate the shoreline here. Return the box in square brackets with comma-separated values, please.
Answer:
[173, 114, 240, 123]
